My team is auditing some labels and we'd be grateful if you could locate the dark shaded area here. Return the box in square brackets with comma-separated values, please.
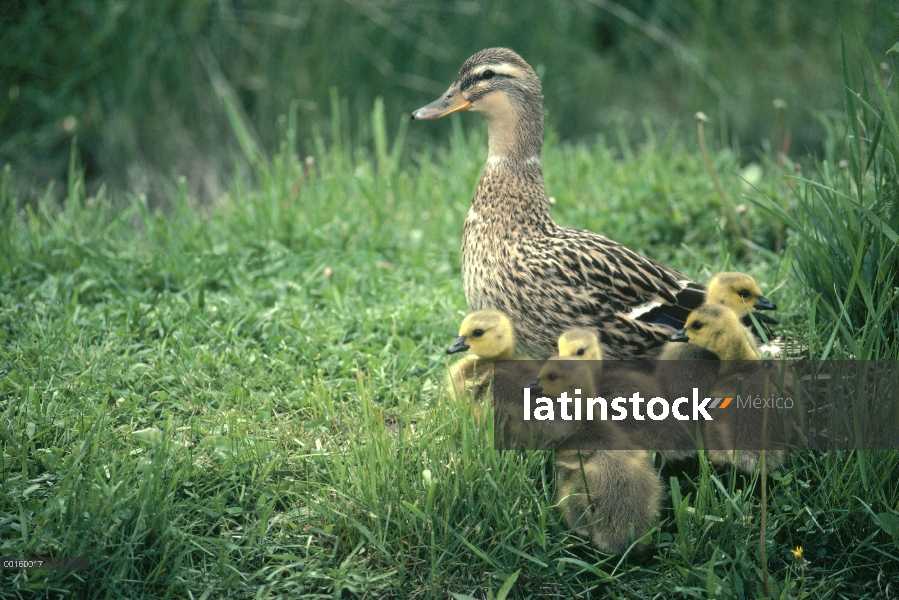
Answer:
[1, 0, 896, 201]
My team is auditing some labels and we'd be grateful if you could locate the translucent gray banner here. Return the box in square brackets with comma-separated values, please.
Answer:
[489, 360, 899, 452]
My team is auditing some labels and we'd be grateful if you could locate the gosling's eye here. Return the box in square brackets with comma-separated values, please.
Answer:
[576, 348, 586, 356]
[482, 69, 495, 80]
[691, 322, 704, 331]
[738, 290, 751, 298]
[472, 329, 485, 338]
[547, 373, 558, 382]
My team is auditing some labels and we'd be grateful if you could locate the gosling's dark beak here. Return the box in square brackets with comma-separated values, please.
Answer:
[670, 328, 689, 343]
[446, 336, 470, 355]
[527, 379, 543, 396]
[754, 295, 777, 311]
[411, 84, 472, 120]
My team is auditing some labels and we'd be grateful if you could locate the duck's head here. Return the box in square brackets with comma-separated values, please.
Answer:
[557, 328, 603, 360]
[447, 309, 515, 360]
[707, 272, 777, 315]
[669, 304, 759, 360]
[412, 48, 543, 161]
[527, 356, 596, 398]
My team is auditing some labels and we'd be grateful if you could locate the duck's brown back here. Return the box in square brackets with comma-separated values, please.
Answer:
[462, 160, 703, 359]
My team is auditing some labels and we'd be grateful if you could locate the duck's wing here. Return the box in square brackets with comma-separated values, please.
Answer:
[543, 225, 705, 330]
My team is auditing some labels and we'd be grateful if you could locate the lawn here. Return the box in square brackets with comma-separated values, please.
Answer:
[1, 96, 898, 598]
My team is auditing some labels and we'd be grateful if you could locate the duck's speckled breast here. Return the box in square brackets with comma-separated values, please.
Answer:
[461, 161, 571, 358]
[460, 159, 682, 360]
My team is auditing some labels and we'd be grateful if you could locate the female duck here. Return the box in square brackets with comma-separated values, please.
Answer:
[413, 48, 704, 359]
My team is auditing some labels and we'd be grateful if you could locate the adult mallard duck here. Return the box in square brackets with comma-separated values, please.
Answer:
[413, 47, 705, 359]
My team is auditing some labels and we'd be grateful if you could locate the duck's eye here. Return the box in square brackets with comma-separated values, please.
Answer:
[472, 329, 485, 338]
[576, 348, 586, 356]
[691, 322, 704, 331]
[547, 373, 558, 382]
[482, 69, 495, 80]
[738, 290, 750, 298]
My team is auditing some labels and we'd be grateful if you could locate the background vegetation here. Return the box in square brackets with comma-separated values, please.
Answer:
[2, 0, 897, 200]
[1, 2, 898, 597]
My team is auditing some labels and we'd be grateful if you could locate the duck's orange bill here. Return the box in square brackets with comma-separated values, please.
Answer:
[411, 86, 472, 120]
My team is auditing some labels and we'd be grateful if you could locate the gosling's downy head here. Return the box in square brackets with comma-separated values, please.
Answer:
[447, 309, 515, 360]
[707, 272, 777, 315]
[411, 48, 543, 161]
[527, 356, 597, 399]
[557, 328, 603, 360]
[670, 304, 759, 360]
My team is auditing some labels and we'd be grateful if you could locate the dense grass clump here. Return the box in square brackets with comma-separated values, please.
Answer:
[754, 44, 899, 360]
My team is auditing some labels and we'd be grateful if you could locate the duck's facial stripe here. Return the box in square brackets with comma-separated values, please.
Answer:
[459, 63, 522, 93]
[471, 63, 523, 79]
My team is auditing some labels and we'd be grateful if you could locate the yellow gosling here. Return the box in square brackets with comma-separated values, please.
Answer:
[557, 328, 604, 360]
[670, 304, 797, 472]
[706, 272, 776, 316]
[446, 309, 515, 403]
[556, 328, 697, 460]
[530, 357, 662, 554]
[658, 271, 776, 398]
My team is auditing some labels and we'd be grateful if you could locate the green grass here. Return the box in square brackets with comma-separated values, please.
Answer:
[2, 98, 898, 598]
[750, 40, 899, 361]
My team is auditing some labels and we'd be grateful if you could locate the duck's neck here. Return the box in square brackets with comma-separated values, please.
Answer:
[471, 102, 551, 226]
[483, 97, 544, 163]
